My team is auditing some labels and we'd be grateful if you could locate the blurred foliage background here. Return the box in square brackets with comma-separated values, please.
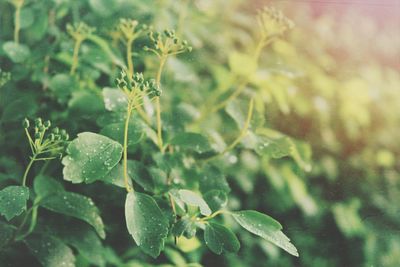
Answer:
[1, 0, 399, 266]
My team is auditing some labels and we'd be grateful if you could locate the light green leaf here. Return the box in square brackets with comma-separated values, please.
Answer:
[2, 41, 31, 63]
[169, 132, 212, 154]
[290, 140, 312, 172]
[102, 87, 128, 112]
[25, 234, 75, 267]
[40, 191, 106, 239]
[100, 121, 144, 146]
[179, 189, 212, 216]
[255, 135, 293, 159]
[229, 52, 257, 77]
[232, 210, 298, 257]
[125, 191, 169, 258]
[0, 185, 29, 221]
[62, 132, 123, 184]
[204, 222, 240, 254]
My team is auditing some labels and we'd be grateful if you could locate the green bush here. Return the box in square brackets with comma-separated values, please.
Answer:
[1, 0, 399, 266]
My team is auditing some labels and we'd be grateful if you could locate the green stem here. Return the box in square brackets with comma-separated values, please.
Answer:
[22, 155, 36, 186]
[14, 0, 23, 44]
[155, 56, 167, 153]
[198, 210, 229, 222]
[127, 38, 134, 77]
[123, 104, 134, 192]
[70, 38, 82, 75]
[203, 98, 254, 162]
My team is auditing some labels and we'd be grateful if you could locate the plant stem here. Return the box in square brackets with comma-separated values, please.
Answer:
[22, 154, 36, 186]
[70, 38, 82, 75]
[123, 104, 133, 192]
[127, 39, 134, 77]
[14, 0, 24, 44]
[203, 98, 254, 162]
[155, 56, 167, 153]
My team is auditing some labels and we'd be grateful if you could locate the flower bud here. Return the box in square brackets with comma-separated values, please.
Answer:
[22, 118, 30, 129]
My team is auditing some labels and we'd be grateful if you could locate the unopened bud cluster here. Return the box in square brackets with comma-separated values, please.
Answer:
[144, 29, 192, 57]
[117, 18, 148, 42]
[67, 22, 95, 41]
[257, 7, 294, 38]
[23, 118, 69, 158]
[116, 69, 161, 99]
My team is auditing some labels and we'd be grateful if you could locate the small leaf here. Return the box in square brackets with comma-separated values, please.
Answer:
[255, 136, 293, 159]
[179, 189, 212, 216]
[0, 185, 29, 221]
[229, 52, 257, 77]
[40, 191, 106, 239]
[25, 234, 75, 267]
[204, 222, 240, 254]
[2, 41, 31, 63]
[170, 132, 212, 154]
[171, 216, 197, 239]
[102, 87, 128, 112]
[204, 190, 228, 212]
[125, 191, 169, 258]
[62, 132, 123, 184]
[232, 210, 298, 257]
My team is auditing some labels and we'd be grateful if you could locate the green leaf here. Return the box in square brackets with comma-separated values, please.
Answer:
[49, 74, 75, 104]
[0, 185, 29, 221]
[179, 189, 212, 216]
[200, 166, 230, 194]
[204, 222, 240, 254]
[19, 8, 34, 29]
[232, 210, 299, 257]
[62, 132, 123, 184]
[0, 221, 16, 248]
[229, 52, 257, 77]
[40, 191, 106, 239]
[125, 191, 169, 258]
[100, 121, 144, 146]
[102, 87, 128, 112]
[171, 216, 197, 239]
[290, 140, 312, 172]
[33, 175, 64, 198]
[204, 190, 228, 212]
[170, 132, 212, 154]
[255, 136, 293, 159]
[25, 234, 75, 267]
[2, 41, 31, 63]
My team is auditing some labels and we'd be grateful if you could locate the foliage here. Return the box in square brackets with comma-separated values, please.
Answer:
[0, 0, 399, 266]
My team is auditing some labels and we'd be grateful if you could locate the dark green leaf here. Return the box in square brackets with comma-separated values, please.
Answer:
[200, 166, 230, 194]
[0, 221, 16, 248]
[232, 210, 298, 257]
[33, 175, 64, 198]
[125, 191, 169, 258]
[62, 132, 123, 184]
[204, 190, 228, 212]
[40, 191, 106, 239]
[25, 234, 75, 267]
[0, 185, 29, 221]
[170, 132, 212, 154]
[204, 222, 240, 254]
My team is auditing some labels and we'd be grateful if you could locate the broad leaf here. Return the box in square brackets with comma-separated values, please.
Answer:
[102, 87, 128, 112]
[204, 190, 228, 212]
[25, 234, 75, 267]
[0, 221, 16, 248]
[125, 191, 169, 258]
[40, 191, 106, 239]
[232, 210, 298, 257]
[62, 132, 123, 184]
[170, 132, 212, 154]
[200, 166, 230, 194]
[100, 121, 144, 146]
[179, 189, 212, 216]
[33, 175, 64, 198]
[204, 222, 240, 254]
[0, 185, 29, 221]
[2, 41, 31, 63]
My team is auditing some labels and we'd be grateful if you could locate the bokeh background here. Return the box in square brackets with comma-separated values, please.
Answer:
[1, 0, 399, 266]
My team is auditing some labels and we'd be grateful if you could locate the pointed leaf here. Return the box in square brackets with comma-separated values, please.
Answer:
[40, 191, 105, 239]
[204, 222, 240, 254]
[179, 189, 212, 216]
[25, 234, 75, 267]
[0, 185, 29, 221]
[125, 191, 169, 258]
[62, 132, 123, 184]
[232, 210, 299, 257]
